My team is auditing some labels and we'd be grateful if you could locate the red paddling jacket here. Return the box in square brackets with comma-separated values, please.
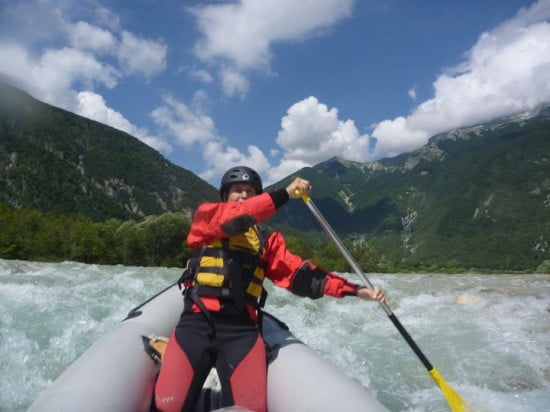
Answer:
[184, 189, 359, 318]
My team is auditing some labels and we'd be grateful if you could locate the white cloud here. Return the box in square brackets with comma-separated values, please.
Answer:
[76, 91, 130, 130]
[0, 41, 170, 154]
[193, 0, 353, 69]
[0, 1, 66, 45]
[191, 0, 354, 95]
[128, 0, 363, 182]
[0, 43, 120, 108]
[67, 20, 117, 53]
[190, 90, 211, 113]
[41, 47, 120, 89]
[77, 91, 172, 154]
[408, 86, 417, 100]
[94, 5, 121, 30]
[370, 117, 427, 158]
[200, 141, 270, 184]
[0, 44, 63, 104]
[266, 158, 310, 184]
[246, 95, 375, 184]
[151, 95, 218, 148]
[0, 1, 169, 155]
[276, 96, 371, 164]
[118, 31, 167, 78]
[371, 0, 550, 158]
[190, 69, 213, 83]
[220, 68, 249, 98]
[64, 12, 168, 79]
[150, 93, 274, 184]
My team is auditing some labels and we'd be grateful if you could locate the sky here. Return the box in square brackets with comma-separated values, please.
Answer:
[1, 0, 549, 186]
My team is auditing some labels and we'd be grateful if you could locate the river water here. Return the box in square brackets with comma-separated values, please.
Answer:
[0, 259, 548, 411]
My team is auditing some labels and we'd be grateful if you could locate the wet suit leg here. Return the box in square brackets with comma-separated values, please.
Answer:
[212, 312, 267, 411]
[154, 311, 267, 412]
[155, 313, 216, 412]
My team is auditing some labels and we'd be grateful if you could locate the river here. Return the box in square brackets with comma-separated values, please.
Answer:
[0, 259, 548, 411]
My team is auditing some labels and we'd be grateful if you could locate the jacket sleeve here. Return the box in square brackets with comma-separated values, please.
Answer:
[187, 192, 281, 248]
[263, 231, 359, 299]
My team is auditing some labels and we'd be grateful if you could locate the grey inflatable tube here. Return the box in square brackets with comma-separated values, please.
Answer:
[29, 284, 388, 412]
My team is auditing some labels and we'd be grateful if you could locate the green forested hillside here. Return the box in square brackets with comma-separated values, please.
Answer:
[0, 203, 191, 267]
[0, 204, 382, 272]
[269, 108, 550, 272]
[0, 81, 218, 221]
[1, 81, 548, 272]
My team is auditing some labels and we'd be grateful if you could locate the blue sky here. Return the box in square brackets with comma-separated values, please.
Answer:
[1, 0, 549, 186]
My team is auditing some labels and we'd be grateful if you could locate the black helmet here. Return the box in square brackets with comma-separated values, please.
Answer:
[219, 166, 263, 200]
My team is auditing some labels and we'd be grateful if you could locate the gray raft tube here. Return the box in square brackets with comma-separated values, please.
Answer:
[29, 284, 388, 412]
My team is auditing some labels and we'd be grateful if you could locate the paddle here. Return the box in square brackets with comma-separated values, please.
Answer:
[297, 192, 469, 412]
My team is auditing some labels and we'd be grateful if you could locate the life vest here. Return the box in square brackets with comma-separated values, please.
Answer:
[181, 225, 270, 310]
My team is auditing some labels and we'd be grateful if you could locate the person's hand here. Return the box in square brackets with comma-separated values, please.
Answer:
[357, 285, 386, 303]
[286, 177, 312, 199]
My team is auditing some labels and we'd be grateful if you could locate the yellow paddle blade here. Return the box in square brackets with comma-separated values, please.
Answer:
[429, 368, 471, 412]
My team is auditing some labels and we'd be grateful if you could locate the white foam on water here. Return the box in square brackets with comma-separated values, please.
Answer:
[1, 260, 549, 411]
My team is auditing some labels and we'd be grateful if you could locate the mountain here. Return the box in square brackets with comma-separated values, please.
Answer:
[1, 80, 548, 271]
[0, 81, 218, 221]
[268, 106, 550, 271]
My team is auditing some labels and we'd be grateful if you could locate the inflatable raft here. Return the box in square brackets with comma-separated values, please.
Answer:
[29, 283, 388, 411]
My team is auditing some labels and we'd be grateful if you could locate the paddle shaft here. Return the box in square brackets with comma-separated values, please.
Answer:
[301, 195, 434, 372]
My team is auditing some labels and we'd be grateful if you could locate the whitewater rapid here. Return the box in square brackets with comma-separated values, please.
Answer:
[0, 259, 548, 411]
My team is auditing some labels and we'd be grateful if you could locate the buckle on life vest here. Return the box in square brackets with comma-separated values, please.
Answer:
[177, 267, 194, 291]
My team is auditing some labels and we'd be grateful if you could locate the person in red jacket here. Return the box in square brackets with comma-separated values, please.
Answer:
[154, 166, 386, 412]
